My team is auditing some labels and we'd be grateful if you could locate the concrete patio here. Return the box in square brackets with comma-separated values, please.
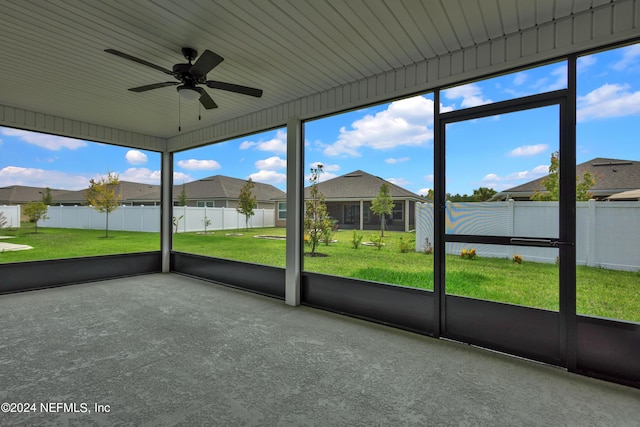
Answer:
[1, 273, 638, 426]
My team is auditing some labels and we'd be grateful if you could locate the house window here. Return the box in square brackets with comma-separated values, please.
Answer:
[278, 202, 286, 220]
[392, 202, 403, 221]
[197, 201, 214, 207]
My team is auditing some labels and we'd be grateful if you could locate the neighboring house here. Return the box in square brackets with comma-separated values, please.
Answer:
[52, 181, 161, 206]
[171, 175, 285, 210]
[492, 158, 640, 201]
[2, 175, 285, 211]
[275, 170, 422, 232]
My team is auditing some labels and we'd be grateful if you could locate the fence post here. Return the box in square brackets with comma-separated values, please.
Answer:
[587, 199, 596, 267]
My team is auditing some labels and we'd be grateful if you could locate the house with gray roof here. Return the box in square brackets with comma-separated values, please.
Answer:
[491, 158, 640, 201]
[171, 175, 285, 209]
[276, 170, 423, 232]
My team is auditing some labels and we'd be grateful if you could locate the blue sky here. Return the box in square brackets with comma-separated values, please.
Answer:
[2, 42, 639, 195]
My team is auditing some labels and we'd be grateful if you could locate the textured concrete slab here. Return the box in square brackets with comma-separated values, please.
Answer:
[0, 273, 638, 426]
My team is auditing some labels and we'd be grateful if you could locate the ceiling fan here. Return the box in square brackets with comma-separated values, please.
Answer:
[105, 47, 263, 109]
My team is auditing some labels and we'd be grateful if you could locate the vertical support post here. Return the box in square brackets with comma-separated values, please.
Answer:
[405, 199, 410, 232]
[286, 118, 303, 306]
[433, 90, 444, 337]
[561, 55, 578, 371]
[359, 200, 364, 230]
[161, 151, 173, 273]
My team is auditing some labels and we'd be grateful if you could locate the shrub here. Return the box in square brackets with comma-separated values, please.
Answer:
[513, 254, 523, 264]
[351, 229, 363, 249]
[460, 248, 477, 260]
[370, 233, 384, 250]
[0, 211, 7, 229]
[398, 236, 415, 253]
[423, 237, 433, 254]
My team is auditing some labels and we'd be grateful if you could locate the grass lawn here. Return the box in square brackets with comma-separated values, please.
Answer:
[3, 226, 639, 322]
[0, 225, 160, 262]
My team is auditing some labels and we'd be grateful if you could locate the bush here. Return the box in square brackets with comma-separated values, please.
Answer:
[370, 233, 384, 250]
[351, 229, 363, 249]
[460, 248, 477, 260]
[513, 254, 523, 264]
[398, 236, 415, 253]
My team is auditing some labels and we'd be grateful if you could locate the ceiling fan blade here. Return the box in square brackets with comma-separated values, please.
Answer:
[206, 81, 263, 97]
[198, 88, 218, 109]
[190, 49, 224, 77]
[128, 82, 178, 92]
[105, 49, 174, 75]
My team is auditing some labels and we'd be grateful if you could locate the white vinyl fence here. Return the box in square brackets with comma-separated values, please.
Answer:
[0, 205, 21, 228]
[39, 205, 275, 233]
[416, 200, 640, 271]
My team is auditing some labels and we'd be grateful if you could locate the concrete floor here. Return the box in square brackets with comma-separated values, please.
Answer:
[0, 273, 638, 426]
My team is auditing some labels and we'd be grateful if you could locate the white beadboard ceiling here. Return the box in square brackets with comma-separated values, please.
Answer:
[0, 0, 638, 151]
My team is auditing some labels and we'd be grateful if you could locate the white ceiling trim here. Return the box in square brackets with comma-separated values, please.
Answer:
[168, 0, 640, 152]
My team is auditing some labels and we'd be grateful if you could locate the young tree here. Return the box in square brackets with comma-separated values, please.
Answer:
[304, 164, 333, 256]
[40, 187, 54, 205]
[86, 172, 121, 238]
[177, 183, 188, 206]
[236, 178, 257, 231]
[531, 151, 597, 201]
[23, 201, 48, 233]
[370, 182, 394, 237]
[0, 211, 7, 229]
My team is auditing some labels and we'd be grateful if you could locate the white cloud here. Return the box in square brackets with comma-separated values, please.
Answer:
[118, 168, 162, 184]
[577, 83, 640, 122]
[578, 54, 597, 70]
[0, 127, 87, 151]
[309, 162, 340, 172]
[417, 188, 432, 196]
[323, 95, 435, 157]
[239, 141, 257, 150]
[173, 172, 192, 183]
[304, 171, 338, 183]
[256, 130, 287, 154]
[248, 170, 286, 185]
[509, 144, 549, 157]
[177, 159, 221, 170]
[513, 72, 528, 86]
[125, 150, 148, 165]
[255, 156, 286, 170]
[0, 166, 88, 190]
[386, 177, 410, 187]
[424, 174, 434, 183]
[612, 44, 640, 71]
[443, 84, 493, 108]
[385, 157, 410, 164]
[478, 165, 548, 190]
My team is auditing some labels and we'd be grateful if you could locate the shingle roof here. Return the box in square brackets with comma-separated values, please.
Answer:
[51, 181, 160, 204]
[497, 158, 640, 198]
[302, 170, 422, 200]
[0, 185, 69, 204]
[171, 175, 285, 202]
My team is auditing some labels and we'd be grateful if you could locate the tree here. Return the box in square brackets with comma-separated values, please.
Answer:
[472, 187, 497, 201]
[531, 151, 597, 201]
[0, 211, 9, 229]
[24, 201, 48, 233]
[370, 182, 394, 237]
[40, 187, 54, 205]
[304, 164, 333, 256]
[177, 183, 188, 206]
[236, 178, 257, 231]
[86, 172, 121, 237]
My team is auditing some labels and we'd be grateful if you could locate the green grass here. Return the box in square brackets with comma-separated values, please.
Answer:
[2, 226, 639, 322]
[0, 225, 159, 262]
